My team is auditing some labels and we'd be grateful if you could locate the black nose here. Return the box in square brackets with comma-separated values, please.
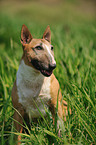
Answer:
[49, 63, 56, 70]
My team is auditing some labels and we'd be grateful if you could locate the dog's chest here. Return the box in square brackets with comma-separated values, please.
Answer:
[16, 60, 51, 118]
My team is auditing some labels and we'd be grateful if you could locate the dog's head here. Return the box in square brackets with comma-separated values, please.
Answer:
[21, 24, 56, 77]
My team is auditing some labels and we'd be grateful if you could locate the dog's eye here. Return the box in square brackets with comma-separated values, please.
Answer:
[35, 46, 43, 50]
[51, 46, 54, 50]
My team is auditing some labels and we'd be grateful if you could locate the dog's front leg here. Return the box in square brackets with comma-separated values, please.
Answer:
[13, 108, 24, 145]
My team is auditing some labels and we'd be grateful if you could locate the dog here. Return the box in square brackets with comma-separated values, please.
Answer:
[12, 24, 69, 144]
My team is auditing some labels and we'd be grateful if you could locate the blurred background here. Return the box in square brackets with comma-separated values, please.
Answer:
[0, 0, 96, 46]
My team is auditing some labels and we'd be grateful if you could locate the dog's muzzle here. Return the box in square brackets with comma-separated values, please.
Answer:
[40, 63, 56, 77]
[31, 59, 56, 77]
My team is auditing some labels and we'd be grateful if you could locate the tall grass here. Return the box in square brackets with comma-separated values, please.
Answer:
[0, 0, 96, 144]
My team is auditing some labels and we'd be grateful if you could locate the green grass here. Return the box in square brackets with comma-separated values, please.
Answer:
[0, 0, 96, 144]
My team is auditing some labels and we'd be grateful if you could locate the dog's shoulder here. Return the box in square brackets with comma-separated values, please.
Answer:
[50, 74, 60, 95]
[50, 74, 62, 104]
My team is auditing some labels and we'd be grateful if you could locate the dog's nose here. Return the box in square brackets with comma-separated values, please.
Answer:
[49, 63, 56, 70]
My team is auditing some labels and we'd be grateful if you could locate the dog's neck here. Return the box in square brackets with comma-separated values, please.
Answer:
[16, 59, 45, 88]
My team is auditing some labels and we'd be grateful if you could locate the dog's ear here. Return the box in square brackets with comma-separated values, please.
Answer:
[43, 25, 51, 43]
[21, 24, 33, 44]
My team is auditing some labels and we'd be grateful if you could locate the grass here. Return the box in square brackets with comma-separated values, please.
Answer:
[0, 0, 96, 144]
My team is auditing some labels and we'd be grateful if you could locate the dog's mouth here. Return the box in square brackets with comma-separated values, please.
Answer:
[30, 59, 54, 77]
[40, 69, 53, 77]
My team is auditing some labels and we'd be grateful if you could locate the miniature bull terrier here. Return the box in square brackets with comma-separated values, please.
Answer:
[12, 24, 69, 144]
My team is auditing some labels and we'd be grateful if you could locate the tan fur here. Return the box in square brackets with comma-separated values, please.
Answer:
[12, 81, 25, 145]
[11, 25, 70, 144]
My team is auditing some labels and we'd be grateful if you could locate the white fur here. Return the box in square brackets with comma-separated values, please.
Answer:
[44, 44, 56, 65]
[16, 60, 51, 118]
